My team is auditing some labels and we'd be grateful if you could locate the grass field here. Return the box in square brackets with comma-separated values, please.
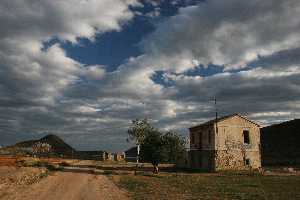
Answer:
[114, 172, 300, 200]
[1, 155, 300, 199]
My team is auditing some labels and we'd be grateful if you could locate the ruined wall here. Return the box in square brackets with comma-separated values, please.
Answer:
[215, 150, 245, 170]
[215, 150, 261, 170]
[214, 116, 261, 170]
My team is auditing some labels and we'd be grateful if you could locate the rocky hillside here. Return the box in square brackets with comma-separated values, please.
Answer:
[3, 134, 75, 156]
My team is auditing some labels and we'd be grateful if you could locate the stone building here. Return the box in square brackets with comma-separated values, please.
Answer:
[189, 114, 261, 171]
[112, 152, 125, 162]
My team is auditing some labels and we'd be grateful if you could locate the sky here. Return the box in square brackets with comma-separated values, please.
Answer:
[1, 0, 300, 152]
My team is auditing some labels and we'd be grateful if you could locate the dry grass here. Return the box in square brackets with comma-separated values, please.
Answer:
[0, 166, 49, 194]
[114, 172, 300, 200]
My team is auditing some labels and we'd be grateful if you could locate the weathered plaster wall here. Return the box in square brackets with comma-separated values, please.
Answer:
[215, 116, 261, 170]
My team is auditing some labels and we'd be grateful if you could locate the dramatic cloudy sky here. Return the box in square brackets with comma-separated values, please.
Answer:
[1, 0, 300, 152]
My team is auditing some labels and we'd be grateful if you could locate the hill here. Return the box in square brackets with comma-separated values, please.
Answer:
[3, 134, 75, 156]
[261, 119, 300, 166]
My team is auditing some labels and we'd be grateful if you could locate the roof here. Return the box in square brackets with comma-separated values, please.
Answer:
[189, 113, 260, 131]
[125, 146, 137, 155]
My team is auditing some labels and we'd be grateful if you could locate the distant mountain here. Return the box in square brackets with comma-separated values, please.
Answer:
[261, 119, 300, 166]
[5, 134, 75, 156]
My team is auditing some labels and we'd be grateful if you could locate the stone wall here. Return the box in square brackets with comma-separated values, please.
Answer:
[215, 116, 261, 170]
[215, 150, 261, 170]
[215, 150, 245, 170]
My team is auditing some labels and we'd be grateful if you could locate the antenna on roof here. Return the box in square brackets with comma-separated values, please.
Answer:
[215, 97, 218, 135]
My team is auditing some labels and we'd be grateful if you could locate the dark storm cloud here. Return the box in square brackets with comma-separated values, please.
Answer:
[250, 47, 300, 68]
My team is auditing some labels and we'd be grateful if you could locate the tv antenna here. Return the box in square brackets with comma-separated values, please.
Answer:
[215, 97, 218, 135]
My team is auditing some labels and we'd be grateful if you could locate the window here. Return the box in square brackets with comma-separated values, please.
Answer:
[199, 132, 202, 148]
[245, 158, 250, 166]
[243, 130, 250, 144]
[190, 133, 194, 144]
[208, 130, 211, 144]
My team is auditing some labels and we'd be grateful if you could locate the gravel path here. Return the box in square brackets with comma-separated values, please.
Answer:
[4, 171, 129, 200]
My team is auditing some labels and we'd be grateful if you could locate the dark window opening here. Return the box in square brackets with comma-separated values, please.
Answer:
[208, 130, 211, 144]
[190, 133, 194, 144]
[243, 130, 250, 144]
[245, 159, 250, 166]
[199, 132, 202, 148]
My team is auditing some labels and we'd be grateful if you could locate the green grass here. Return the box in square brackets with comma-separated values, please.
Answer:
[114, 172, 300, 200]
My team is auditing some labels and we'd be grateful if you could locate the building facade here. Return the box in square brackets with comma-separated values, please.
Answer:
[261, 119, 300, 166]
[189, 114, 261, 171]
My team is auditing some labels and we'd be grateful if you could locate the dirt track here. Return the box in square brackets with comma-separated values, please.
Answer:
[3, 171, 129, 200]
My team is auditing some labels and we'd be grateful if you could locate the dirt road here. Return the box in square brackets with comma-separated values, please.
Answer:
[3, 171, 129, 200]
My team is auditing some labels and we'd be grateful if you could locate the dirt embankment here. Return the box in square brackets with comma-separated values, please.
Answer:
[0, 156, 17, 166]
[0, 166, 48, 199]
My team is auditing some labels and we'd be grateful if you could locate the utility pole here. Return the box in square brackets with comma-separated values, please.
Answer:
[134, 143, 140, 175]
[136, 143, 140, 164]
[72, 149, 74, 168]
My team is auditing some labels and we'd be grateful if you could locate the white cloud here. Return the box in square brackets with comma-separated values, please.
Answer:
[63, 0, 300, 143]
[0, 0, 139, 42]
[83, 65, 106, 80]
[141, 0, 300, 71]
[101, 0, 300, 112]
[72, 106, 101, 114]
[0, 0, 138, 106]
[250, 112, 292, 118]
[0, 0, 140, 150]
